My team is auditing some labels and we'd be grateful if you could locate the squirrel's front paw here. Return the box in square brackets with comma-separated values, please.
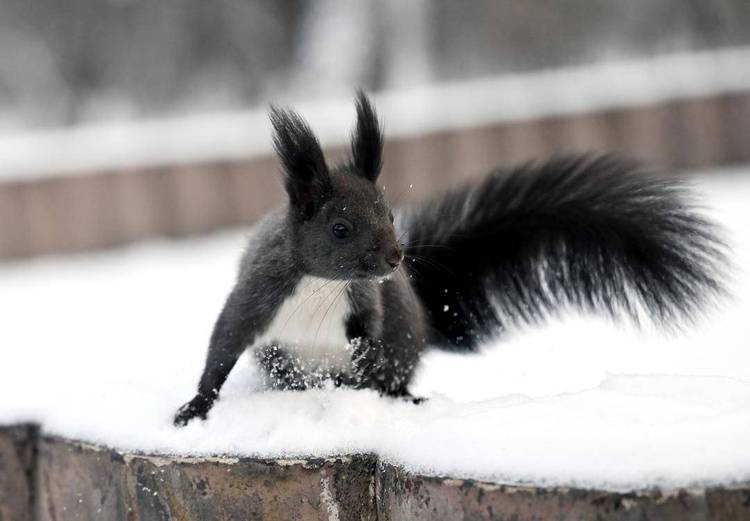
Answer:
[350, 344, 386, 388]
[173, 394, 212, 427]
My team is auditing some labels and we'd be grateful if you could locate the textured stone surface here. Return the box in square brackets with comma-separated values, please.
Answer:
[35, 437, 376, 521]
[3, 425, 750, 520]
[0, 425, 36, 521]
[376, 463, 750, 521]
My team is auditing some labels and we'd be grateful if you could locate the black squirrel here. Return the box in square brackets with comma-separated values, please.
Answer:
[174, 91, 726, 426]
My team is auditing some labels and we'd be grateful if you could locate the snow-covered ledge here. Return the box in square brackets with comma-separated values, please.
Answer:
[2, 425, 748, 521]
[1, 175, 749, 519]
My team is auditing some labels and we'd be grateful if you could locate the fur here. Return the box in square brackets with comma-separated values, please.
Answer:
[253, 275, 353, 372]
[403, 155, 728, 351]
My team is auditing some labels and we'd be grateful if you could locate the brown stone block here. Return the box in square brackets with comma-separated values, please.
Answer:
[0, 425, 37, 521]
[60, 173, 129, 252]
[556, 111, 619, 153]
[384, 133, 459, 204]
[168, 163, 237, 236]
[109, 167, 178, 243]
[14, 173, 128, 256]
[0, 183, 32, 258]
[36, 437, 376, 521]
[721, 93, 750, 167]
[434, 126, 503, 182]
[499, 120, 552, 165]
[376, 463, 750, 521]
[15, 177, 66, 256]
[224, 157, 285, 225]
[672, 98, 730, 171]
[608, 104, 675, 168]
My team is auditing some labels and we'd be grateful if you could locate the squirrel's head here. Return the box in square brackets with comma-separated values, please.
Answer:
[270, 91, 402, 280]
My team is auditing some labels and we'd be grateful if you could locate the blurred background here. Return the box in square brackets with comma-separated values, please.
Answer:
[1, 0, 749, 257]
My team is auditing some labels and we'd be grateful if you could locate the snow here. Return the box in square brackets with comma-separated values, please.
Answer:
[0, 171, 749, 491]
[2, 44, 750, 181]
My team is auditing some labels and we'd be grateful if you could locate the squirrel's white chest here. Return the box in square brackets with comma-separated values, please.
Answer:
[253, 276, 353, 369]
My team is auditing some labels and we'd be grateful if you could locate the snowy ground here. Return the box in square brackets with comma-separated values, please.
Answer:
[0, 171, 748, 491]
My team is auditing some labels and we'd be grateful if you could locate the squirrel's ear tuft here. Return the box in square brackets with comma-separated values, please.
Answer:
[350, 90, 383, 182]
[269, 106, 331, 217]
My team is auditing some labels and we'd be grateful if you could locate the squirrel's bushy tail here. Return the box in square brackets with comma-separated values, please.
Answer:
[402, 154, 728, 351]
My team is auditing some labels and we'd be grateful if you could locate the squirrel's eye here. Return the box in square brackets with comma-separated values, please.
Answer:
[331, 222, 350, 239]
[389, 211, 395, 223]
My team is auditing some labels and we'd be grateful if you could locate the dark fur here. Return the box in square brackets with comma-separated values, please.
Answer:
[174, 93, 726, 426]
[404, 155, 727, 351]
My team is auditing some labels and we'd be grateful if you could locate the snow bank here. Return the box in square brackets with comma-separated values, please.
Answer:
[2, 45, 750, 181]
[0, 172, 748, 491]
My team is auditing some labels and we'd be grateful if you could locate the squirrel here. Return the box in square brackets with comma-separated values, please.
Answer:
[174, 91, 726, 426]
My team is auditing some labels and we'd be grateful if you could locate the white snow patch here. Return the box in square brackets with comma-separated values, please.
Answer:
[2, 45, 750, 181]
[0, 173, 748, 490]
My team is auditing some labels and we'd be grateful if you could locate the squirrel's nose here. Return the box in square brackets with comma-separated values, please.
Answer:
[385, 248, 403, 270]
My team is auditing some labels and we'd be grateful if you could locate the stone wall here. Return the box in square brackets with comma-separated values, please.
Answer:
[0, 425, 36, 521]
[2, 91, 750, 260]
[1, 426, 748, 521]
